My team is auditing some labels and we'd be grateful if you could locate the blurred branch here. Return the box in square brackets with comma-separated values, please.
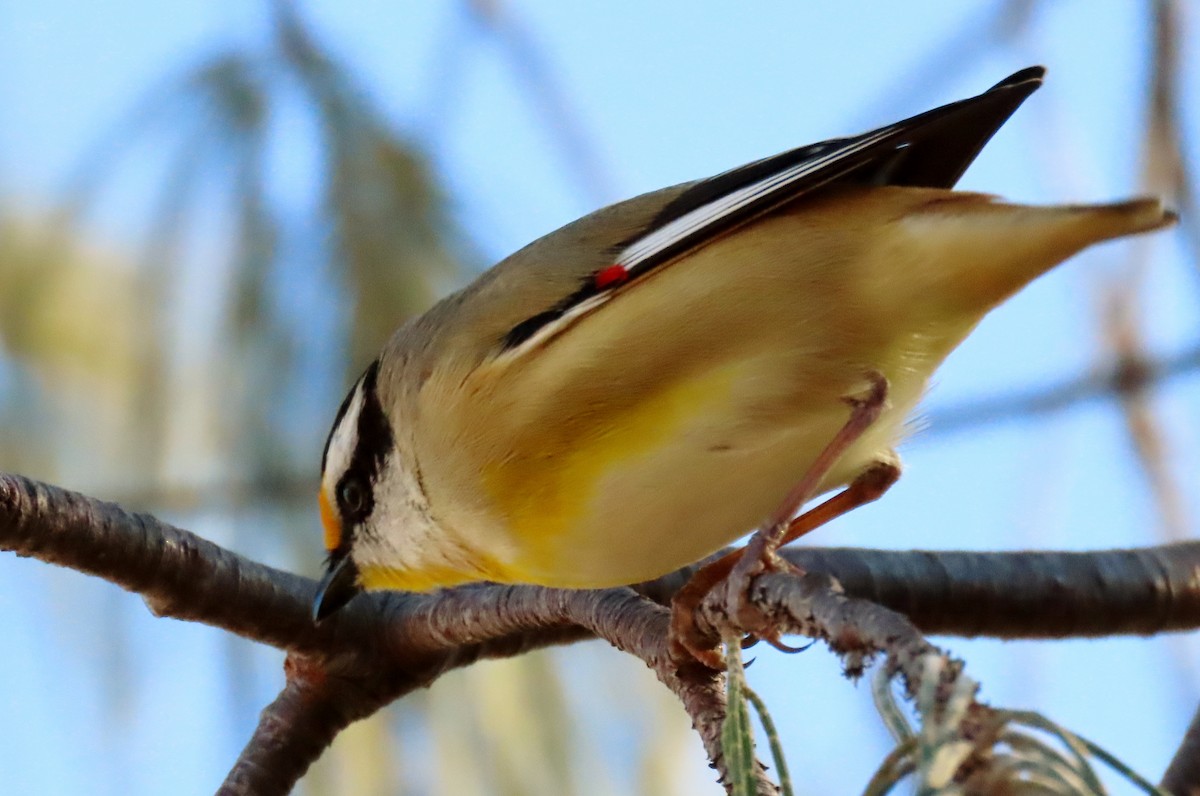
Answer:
[273, 1, 466, 369]
[97, 473, 319, 514]
[463, 0, 616, 205]
[34, 4, 473, 603]
[1146, 0, 1200, 287]
[1104, 0, 1195, 546]
[1101, 287, 1191, 542]
[923, 340, 1200, 437]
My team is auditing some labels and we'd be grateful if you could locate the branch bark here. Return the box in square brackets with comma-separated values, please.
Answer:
[4, 471, 1200, 794]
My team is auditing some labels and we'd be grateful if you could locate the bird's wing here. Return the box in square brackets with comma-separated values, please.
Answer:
[495, 66, 1044, 358]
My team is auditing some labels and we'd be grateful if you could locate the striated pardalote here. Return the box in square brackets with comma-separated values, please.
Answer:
[312, 66, 1176, 620]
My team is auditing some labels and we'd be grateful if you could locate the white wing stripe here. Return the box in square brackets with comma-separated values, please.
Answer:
[496, 122, 901, 362]
[615, 125, 897, 269]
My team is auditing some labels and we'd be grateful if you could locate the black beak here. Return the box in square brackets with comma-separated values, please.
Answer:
[312, 555, 362, 622]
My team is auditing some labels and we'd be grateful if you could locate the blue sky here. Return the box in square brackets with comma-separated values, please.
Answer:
[2, 2, 1198, 793]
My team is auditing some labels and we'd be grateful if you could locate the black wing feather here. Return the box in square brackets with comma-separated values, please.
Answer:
[632, 66, 1044, 257]
[500, 67, 1045, 354]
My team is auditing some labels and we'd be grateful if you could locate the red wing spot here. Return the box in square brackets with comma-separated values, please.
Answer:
[594, 264, 629, 290]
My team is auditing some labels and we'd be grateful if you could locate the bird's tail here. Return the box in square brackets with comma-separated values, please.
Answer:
[899, 193, 1177, 315]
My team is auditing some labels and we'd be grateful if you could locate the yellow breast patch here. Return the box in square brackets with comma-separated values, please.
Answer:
[483, 364, 740, 573]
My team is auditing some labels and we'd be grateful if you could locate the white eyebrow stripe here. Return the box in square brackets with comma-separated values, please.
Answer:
[322, 380, 366, 495]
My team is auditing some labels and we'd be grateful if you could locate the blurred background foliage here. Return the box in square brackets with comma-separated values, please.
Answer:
[0, 1, 1196, 794]
[1, 3, 698, 794]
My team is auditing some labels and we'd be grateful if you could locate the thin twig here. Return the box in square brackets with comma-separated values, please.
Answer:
[1161, 702, 1200, 795]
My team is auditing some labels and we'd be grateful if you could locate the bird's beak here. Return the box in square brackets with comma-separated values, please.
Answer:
[312, 554, 362, 622]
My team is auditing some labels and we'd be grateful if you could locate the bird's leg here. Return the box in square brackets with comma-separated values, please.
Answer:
[668, 460, 899, 667]
[669, 372, 897, 668]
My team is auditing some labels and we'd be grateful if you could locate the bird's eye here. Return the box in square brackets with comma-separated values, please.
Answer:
[338, 477, 368, 519]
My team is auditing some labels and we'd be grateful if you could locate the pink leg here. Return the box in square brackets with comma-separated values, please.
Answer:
[670, 373, 897, 667]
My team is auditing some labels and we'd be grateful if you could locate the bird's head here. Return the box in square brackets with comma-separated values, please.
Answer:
[312, 359, 396, 621]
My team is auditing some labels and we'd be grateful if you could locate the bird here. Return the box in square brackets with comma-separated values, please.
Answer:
[311, 66, 1176, 625]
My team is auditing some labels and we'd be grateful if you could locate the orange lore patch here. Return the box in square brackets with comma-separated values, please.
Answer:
[319, 489, 340, 551]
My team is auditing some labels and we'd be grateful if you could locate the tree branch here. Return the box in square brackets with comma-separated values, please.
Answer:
[5, 470, 1200, 794]
[220, 670, 365, 796]
[779, 545, 1200, 638]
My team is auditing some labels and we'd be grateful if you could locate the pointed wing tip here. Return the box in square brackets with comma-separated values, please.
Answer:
[991, 65, 1047, 92]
